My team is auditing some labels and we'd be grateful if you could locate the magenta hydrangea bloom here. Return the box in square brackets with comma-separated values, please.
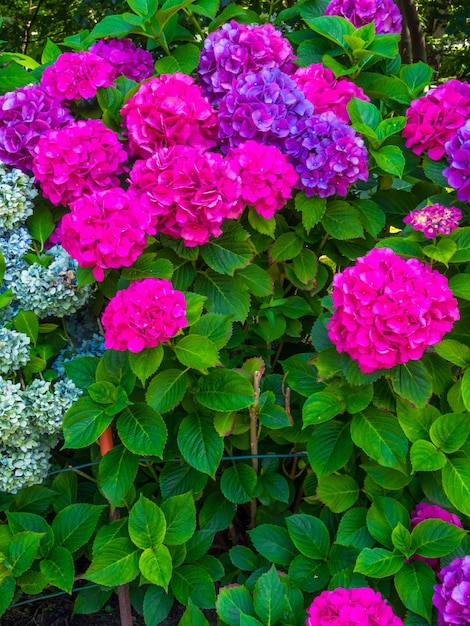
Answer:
[89, 38, 154, 82]
[443, 119, 470, 202]
[285, 112, 369, 197]
[128, 145, 242, 247]
[120, 73, 218, 158]
[32, 119, 128, 206]
[411, 503, 463, 571]
[403, 79, 470, 161]
[404, 203, 462, 238]
[293, 64, 370, 124]
[227, 141, 298, 218]
[218, 68, 314, 153]
[306, 587, 403, 626]
[197, 20, 296, 106]
[40, 51, 115, 101]
[61, 189, 150, 282]
[324, 0, 402, 34]
[327, 247, 460, 373]
[0, 85, 73, 172]
[433, 556, 470, 626]
[102, 278, 187, 352]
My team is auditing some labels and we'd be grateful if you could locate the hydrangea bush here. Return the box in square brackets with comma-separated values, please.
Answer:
[0, 1, 469, 625]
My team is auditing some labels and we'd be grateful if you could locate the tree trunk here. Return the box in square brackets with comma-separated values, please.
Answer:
[396, 0, 427, 63]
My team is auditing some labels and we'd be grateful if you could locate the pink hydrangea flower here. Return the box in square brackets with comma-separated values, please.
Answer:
[197, 20, 296, 106]
[227, 141, 298, 218]
[403, 79, 470, 161]
[411, 503, 463, 571]
[120, 73, 218, 158]
[444, 119, 470, 202]
[89, 38, 154, 82]
[433, 556, 470, 626]
[61, 189, 150, 282]
[306, 587, 403, 626]
[40, 51, 115, 101]
[128, 145, 242, 247]
[327, 247, 460, 373]
[0, 84, 73, 172]
[102, 278, 187, 352]
[324, 0, 402, 34]
[293, 64, 370, 124]
[32, 119, 128, 206]
[403, 203, 462, 238]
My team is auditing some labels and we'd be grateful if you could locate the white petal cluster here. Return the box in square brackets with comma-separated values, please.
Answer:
[0, 162, 37, 230]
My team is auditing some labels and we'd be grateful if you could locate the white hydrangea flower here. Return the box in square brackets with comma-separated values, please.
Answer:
[0, 327, 30, 374]
[0, 162, 37, 230]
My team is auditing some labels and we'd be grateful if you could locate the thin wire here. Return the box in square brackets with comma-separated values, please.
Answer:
[10, 584, 98, 608]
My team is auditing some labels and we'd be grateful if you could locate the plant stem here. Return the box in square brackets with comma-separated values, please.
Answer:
[249, 370, 262, 528]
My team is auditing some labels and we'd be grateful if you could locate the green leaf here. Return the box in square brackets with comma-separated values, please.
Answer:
[354, 547, 404, 577]
[321, 201, 364, 240]
[410, 440, 447, 472]
[396, 399, 440, 443]
[307, 420, 352, 479]
[216, 585, 256, 626]
[411, 519, 466, 558]
[395, 562, 434, 622]
[351, 409, 408, 473]
[294, 192, 326, 232]
[375, 116, 406, 143]
[201, 222, 253, 275]
[128, 345, 164, 385]
[27, 205, 55, 246]
[371, 145, 405, 177]
[423, 239, 457, 266]
[129, 495, 166, 549]
[179, 599, 210, 626]
[292, 248, 318, 286]
[195, 271, 250, 322]
[442, 458, 470, 516]
[73, 587, 112, 616]
[92, 519, 129, 557]
[160, 463, 208, 499]
[448, 227, 470, 262]
[63, 356, 99, 389]
[269, 232, 303, 263]
[229, 546, 260, 572]
[423, 155, 449, 186]
[248, 207, 276, 237]
[237, 264, 273, 297]
[448, 274, 470, 300]
[257, 391, 291, 429]
[391, 523, 413, 557]
[302, 391, 346, 427]
[88, 14, 136, 39]
[140, 544, 172, 590]
[288, 555, 330, 593]
[353, 199, 386, 238]
[146, 369, 188, 414]
[220, 464, 257, 504]
[84, 538, 140, 586]
[62, 396, 114, 449]
[143, 586, 174, 626]
[161, 492, 196, 545]
[348, 96, 381, 130]
[52, 504, 105, 553]
[117, 403, 167, 457]
[0, 577, 15, 617]
[190, 313, 233, 348]
[40, 546, 74, 594]
[5, 531, 42, 576]
[249, 525, 297, 566]
[96, 350, 135, 394]
[336, 508, 375, 550]
[391, 361, 433, 409]
[366, 496, 410, 548]
[177, 413, 223, 477]
[174, 335, 220, 369]
[98, 446, 139, 509]
[14, 310, 39, 345]
[155, 43, 200, 74]
[317, 474, 359, 512]
[434, 339, 470, 367]
[171, 564, 216, 609]
[253, 566, 285, 626]
[430, 413, 469, 453]
[7, 512, 54, 557]
[196, 368, 254, 411]
[305, 15, 355, 48]
[286, 514, 330, 559]
[400, 62, 434, 97]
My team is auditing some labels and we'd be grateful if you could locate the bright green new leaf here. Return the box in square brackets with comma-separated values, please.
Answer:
[52, 503, 105, 553]
[129, 495, 166, 549]
[40, 546, 74, 594]
[411, 519, 466, 558]
[128, 345, 164, 385]
[216, 585, 256, 626]
[302, 391, 346, 427]
[174, 334, 220, 369]
[410, 440, 447, 473]
[84, 538, 140, 586]
[317, 474, 359, 512]
[355, 547, 404, 577]
[5, 531, 42, 576]
[430, 413, 470, 453]
[395, 562, 434, 622]
[196, 368, 254, 411]
[253, 566, 286, 626]
[442, 458, 470, 516]
[139, 544, 172, 590]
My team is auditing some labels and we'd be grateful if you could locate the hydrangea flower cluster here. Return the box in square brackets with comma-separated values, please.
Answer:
[443, 119, 470, 202]
[0, 84, 73, 172]
[53, 333, 106, 377]
[32, 119, 128, 206]
[128, 145, 242, 246]
[433, 556, 470, 626]
[89, 38, 154, 82]
[40, 51, 115, 101]
[324, 0, 402, 34]
[218, 68, 314, 152]
[0, 162, 37, 230]
[327, 247, 460, 373]
[227, 141, 298, 218]
[62, 188, 149, 281]
[410, 503, 463, 571]
[120, 73, 218, 158]
[306, 587, 403, 626]
[0, 328, 30, 374]
[403, 79, 470, 161]
[197, 20, 296, 105]
[285, 113, 369, 197]
[403, 203, 462, 238]
[293, 64, 370, 124]
[102, 278, 187, 352]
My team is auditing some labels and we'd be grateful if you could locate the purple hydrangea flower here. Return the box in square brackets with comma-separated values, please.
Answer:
[324, 0, 402, 34]
[404, 203, 462, 238]
[0, 85, 73, 173]
[284, 112, 369, 197]
[444, 119, 470, 202]
[217, 68, 314, 153]
[433, 556, 470, 626]
[89, 38, 154, 82]
[197, 20, 296, 106]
